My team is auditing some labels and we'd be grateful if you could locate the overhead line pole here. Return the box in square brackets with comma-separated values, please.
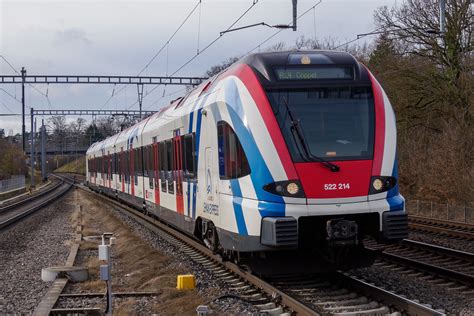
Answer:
[30, 107, 35, 188]
[0, 72, 207, 152]
[21, 67, 26, 151]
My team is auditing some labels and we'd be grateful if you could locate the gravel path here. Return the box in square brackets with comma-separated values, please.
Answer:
[0, 192, 75, 314]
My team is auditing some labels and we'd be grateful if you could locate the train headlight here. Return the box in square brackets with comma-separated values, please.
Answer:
[263, 180, 305, 198]
[369, 176, 397, 194]
[372, 179, 383, 191]
[286, 182, 300, 195]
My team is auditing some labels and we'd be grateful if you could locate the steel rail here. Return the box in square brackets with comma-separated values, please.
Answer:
[87, 191, 317, 316]
[365, 238, 474, 288]
[409, 216, 474, 240]
[0, 182, 72, 230]
[0, 181, 62, 213]
[336, 272, 445, 316]
[70, 179, 447, 315]
[400, 239, 474, 262]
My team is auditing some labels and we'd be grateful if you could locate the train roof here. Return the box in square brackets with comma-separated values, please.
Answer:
[87, 50, 367, 156]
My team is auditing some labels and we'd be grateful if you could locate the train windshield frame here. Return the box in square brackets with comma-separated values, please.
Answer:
[266, 86, 375, 162]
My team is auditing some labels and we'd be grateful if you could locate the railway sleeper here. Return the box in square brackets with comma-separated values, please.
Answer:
[323, 301, 380, 312]
[314, 297, 368, 306]
[332, 306, 390, 316]
[313, 292, 358, 303]
[258, 306, 284, 315]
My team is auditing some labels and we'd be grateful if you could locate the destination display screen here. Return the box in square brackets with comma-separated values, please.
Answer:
[274, 67, 353, 81]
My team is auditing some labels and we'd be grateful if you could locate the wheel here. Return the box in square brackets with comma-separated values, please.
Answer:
[203, 222, 220, 253]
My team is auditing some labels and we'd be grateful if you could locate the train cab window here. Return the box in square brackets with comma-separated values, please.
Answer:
[166, 140, 174, 194]
[217, 121, 250, 179]
[183, 133, 196, 180]
[159, 142, 167, 192]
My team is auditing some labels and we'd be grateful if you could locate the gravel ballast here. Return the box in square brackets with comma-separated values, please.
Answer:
[0, 191, 75, 314]
[107, 202, 261, 314]
[408, 231, 474, 253]
[349, 262, 474, 314]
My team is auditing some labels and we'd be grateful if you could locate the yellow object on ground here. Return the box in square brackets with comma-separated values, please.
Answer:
[176, 274, 196, 290]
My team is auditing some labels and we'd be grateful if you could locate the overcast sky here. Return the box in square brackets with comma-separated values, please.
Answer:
[0, 0, 396, 135]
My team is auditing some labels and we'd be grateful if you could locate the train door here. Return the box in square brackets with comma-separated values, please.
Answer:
[173, 135, 184, 214]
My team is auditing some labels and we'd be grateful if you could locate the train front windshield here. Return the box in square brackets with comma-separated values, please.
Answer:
[266, 86, 375, 162]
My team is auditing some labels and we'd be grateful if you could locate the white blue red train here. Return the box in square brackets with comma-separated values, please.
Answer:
[86, 50, 407, 271]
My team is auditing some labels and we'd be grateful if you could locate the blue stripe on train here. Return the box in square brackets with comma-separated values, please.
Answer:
[387, 152, 403, 210]
[192, 108, 204, 219]
[223, 79, 285, 234]
[230, 179, 248, 235]
[226, 97, 285, 204]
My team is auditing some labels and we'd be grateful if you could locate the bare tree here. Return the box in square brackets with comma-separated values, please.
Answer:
[374, 0, 473, 122]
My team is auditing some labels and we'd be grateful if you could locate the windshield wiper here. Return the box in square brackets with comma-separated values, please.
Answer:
[281, 96, 340, 172]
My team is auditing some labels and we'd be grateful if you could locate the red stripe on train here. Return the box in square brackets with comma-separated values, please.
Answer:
[369, 71, 385, 176]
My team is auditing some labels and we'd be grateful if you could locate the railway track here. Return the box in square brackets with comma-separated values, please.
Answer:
[364, 238, 474, 289]
[0, 180, 58, 213]
[409, 215, 474, 240]
[0, 180, 72, 231]
[68, 178, 443, 315]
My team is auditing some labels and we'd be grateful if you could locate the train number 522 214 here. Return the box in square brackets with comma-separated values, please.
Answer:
[324, 183, 350, 190]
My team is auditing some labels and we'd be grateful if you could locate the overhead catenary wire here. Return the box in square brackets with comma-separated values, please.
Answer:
[170, 0, 261, 77]
[0, 100, 15, 114]
[0, 55, 53, 110]
[102, 0, 202, 108]
[134, 0, 262, 111]
[333, 18, 407, 50]
[0, 88, 22, 103]
[0, 55, 51, 108]
[246, 0, 322, 54]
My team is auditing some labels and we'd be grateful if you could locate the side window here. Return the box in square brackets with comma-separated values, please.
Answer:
[151, 144, 157, 188]
[183, 133, 196, 180]
[159, 142, 167, 192]
[217, 121, 250, 179]
[145, 144, 153, 188]
[144, 146, 149, 177]
[125, 150, 130, 183]
[166, 140, 174, 194]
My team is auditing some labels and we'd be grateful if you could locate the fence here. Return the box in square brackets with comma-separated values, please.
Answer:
[406, 199, 474, 224]
[0, 176, 26, 194]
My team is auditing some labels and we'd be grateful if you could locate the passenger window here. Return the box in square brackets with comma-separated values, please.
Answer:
[183, 133, 196, 180]
[217, 121, 250, 179]
[166, 140, 174, 194]
[159, 142, 167, 192]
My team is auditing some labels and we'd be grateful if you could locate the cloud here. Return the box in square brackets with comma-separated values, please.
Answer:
[53, 27, 91, 46]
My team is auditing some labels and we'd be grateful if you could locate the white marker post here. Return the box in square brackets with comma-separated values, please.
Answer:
[99, 233, 114, 316]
